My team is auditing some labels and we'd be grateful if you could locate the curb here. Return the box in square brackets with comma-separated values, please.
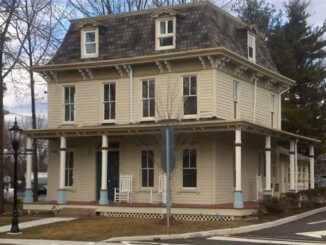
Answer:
[105, 206, 326, 242]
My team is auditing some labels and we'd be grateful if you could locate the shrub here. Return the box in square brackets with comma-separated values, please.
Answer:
[259, 196, 284, 215]
[280, 192, 300, 209]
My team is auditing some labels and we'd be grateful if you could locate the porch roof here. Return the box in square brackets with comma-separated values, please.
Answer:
[23, 119, 320, 144]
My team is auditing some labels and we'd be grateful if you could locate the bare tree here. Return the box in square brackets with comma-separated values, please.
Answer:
[12, 0, 68, 201]
[0, 0, 27, 213]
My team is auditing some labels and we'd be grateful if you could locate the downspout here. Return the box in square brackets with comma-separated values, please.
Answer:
[295, 139, 298, 192]
[128, 65, 133, 124]
[278, 86, 290, 129]
[253, 79, 257, 122]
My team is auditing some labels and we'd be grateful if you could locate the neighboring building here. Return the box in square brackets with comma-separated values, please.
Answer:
[23, 1, 319, 220]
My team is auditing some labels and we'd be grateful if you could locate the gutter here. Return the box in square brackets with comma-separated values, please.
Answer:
[278, 86, 290, 129]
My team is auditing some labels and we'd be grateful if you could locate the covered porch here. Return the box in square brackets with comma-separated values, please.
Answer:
[23, 119, 319, 218]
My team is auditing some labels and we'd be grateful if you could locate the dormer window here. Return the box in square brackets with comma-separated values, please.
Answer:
[155, 17, 176, 50]
[81, 28, 99, 58]
[247, 31, 256, 63]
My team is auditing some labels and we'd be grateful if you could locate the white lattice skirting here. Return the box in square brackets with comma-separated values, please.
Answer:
[172, 214, 234, 221]
[103, 212, 164, 219]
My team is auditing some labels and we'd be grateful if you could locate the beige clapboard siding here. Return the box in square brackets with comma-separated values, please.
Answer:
[48, 83, 62, 128]
[216, 70, 234, 119]
[48, 69, 215, 128]
[239, 80, 254, 121]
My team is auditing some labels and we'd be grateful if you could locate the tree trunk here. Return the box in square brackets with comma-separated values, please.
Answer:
[0, 52, 5, 213]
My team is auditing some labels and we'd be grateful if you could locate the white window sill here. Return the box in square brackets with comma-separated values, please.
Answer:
[81, 54, 98, 59]
[156, 45, 175, 51]
[102, 120, 116, 124]
[182, 115, 198, 120]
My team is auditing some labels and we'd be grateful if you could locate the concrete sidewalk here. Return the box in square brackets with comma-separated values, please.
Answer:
[0, 218, 76, 233]
[0, 239, 112, 245]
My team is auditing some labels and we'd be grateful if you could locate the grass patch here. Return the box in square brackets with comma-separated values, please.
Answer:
[0, 217, 257, 241]
[0, 217, 41, 226]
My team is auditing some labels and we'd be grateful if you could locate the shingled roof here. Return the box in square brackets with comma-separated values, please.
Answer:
[50, 1, 278, 73]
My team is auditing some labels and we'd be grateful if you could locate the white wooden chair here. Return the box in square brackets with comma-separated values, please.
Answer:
[150, 174, 166, 204]
[114, 175, 132, 203]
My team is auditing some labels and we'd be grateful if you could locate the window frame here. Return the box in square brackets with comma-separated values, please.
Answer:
[155, 17, 176, 50]
[141, 150, 154, 188]
[141, 79, 155, 120]
[182, 149, 197, 189]
[183, 75, 197, 117]
[270, 94, 276, 128]
[247, 31, 256, 63]
[233, 81, 239, 119]
[63, 85, 75, 123]
[81, 28, 99, 58]
[65, 152, 74, 187]
[103, 82, 116, 122]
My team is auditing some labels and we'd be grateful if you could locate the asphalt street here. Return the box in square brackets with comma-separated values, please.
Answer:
[124, 211, 326, 244]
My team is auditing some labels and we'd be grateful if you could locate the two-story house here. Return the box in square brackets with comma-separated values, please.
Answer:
[23, 1, 319, 220]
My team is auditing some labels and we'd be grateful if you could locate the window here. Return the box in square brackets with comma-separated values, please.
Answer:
[183, 75, 197, 115]
[248, 31, 256, 62]
[156, 18, 175, 50]
[142, 80, 155, 118]
[141, 150, 154, 187]
[82, 29, 98, 58]
[64, 86, 75, 122]
[65, 152, 74, 187]
[104, 83, 115, 120]
[271, 94, 276, 128]
[233, 81, 239, 119]
[182, 149, 197, 188]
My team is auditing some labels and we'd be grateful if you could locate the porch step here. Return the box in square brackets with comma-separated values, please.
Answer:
[55, 208, 96, 217]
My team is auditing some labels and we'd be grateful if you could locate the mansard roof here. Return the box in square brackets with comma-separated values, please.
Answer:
[49, 1, 278, 73]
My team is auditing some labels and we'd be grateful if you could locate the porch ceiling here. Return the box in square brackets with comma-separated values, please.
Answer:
[23, 119, 320, 144]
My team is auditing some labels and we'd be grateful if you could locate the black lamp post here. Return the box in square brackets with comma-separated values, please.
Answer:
[9, 118, 22, 233]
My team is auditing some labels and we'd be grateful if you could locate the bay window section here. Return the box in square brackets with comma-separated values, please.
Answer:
[104, 83, 116, 121]
[141, 150, 154, 188]
[142, 80, 155, 118]
[182, 149, 197, 188]
[183, 75, 197, 116]
[64, 86, 75, 122]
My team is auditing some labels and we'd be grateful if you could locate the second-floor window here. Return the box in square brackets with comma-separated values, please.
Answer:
[142, 80, 155, 118]
[233, 81, 239, 119]
[183, 75, 197, 115]
[65, 152, 74, 187]
[271, 94, 276, 127]
[248, 31, 256, 63]
[64, 86, 75, 122]
[104, 83, 116, 120]
[82, 29, 98, 58]
[156, 18, 176, 50]
[141, 150, 154, 188]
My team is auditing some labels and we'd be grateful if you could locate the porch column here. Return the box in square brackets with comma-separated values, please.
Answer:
[99, 135, 108, 205]
[289, 139, 295, 192]
[234, 129, 243, 208]
[264, 135, 272, 195]
[24, 137, 33, 203]
[309, 145, 315, 189]
[58, 136, 67, 204]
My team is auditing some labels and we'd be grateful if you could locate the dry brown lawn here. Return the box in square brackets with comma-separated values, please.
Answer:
[0, 217, 41, 226]
[0, 216, 257, 241]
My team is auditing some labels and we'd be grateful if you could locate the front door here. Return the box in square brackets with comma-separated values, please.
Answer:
[96, 151, 120, 201]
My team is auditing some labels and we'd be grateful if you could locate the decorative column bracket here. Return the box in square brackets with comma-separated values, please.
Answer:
[234, 65, 248, 77]
[115, 65, 125, 77]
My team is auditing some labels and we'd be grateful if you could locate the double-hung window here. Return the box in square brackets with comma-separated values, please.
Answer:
[65, 152, 74, 187]
[141, 150, 154, 188]
[142, 80, 155, 118]
[271, 94, 276, 128]
[104, 83, 116, 121]
[248, 31, 256, 63]
[183, 75, 197, 115]
[233, 81, 239, 119]
[182, 149, 197, 188]
[64, 86, 75, 122]
[156, 18, 175, 50]
[82, 29, 98, 58]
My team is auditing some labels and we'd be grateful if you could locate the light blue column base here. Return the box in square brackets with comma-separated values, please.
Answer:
[24, 189, 33, 203]
[99, 190, 108, 205]
[264, 190, 273, 196]
[233, 191, 244, 209]
[57, 189, 67, 204]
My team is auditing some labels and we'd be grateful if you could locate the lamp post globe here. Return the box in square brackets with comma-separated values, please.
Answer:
[9, 118, 22, 233]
